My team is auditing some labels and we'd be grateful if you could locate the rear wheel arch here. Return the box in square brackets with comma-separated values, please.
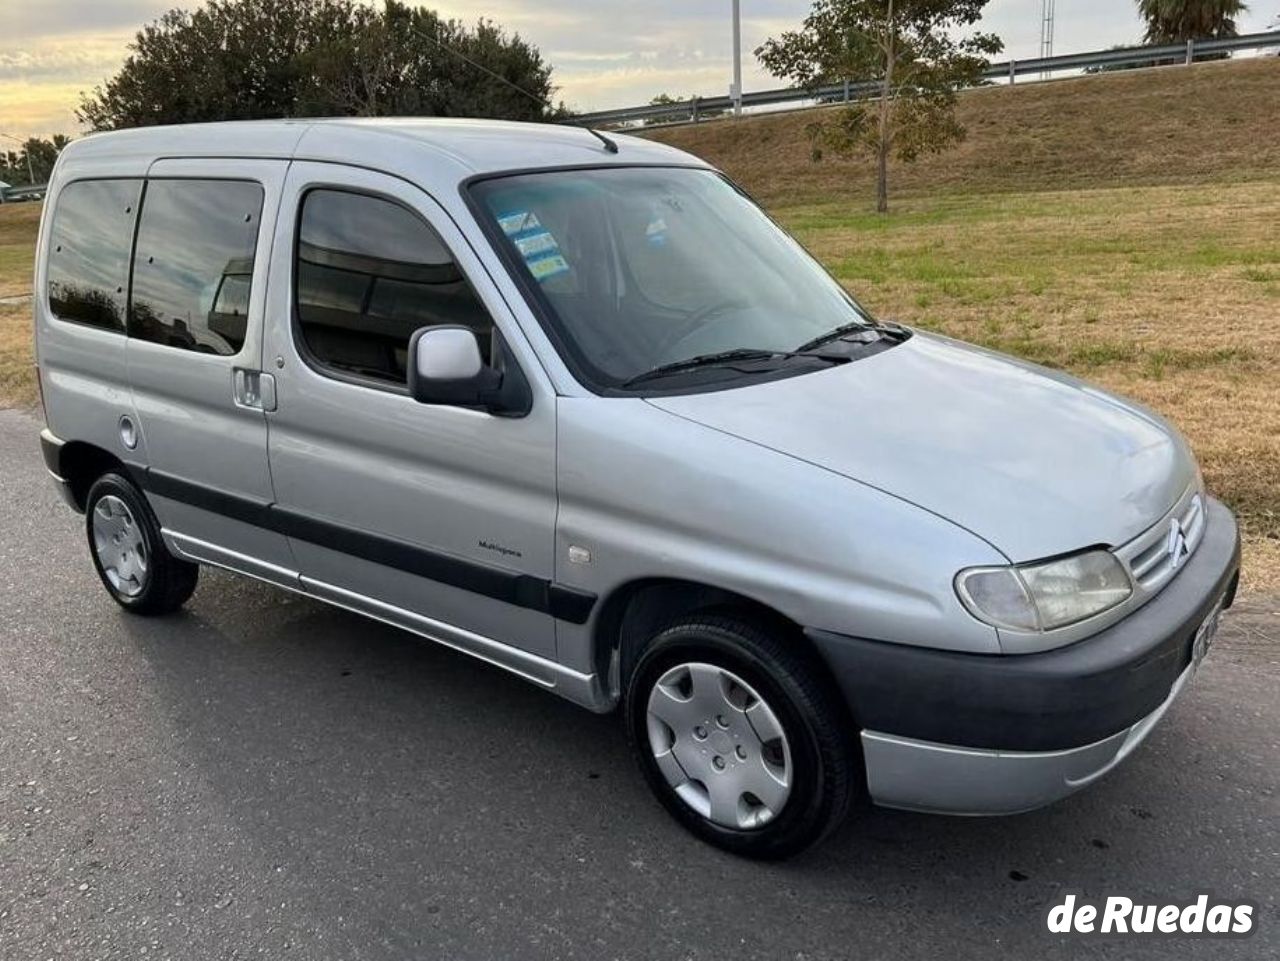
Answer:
[57, 441, 128, 512]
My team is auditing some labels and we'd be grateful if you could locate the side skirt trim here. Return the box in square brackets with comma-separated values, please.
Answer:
[162, 529, 610, 711]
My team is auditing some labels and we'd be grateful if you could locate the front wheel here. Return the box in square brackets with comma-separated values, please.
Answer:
[624, 614, 857, 859]
[85, 472, 198, 616]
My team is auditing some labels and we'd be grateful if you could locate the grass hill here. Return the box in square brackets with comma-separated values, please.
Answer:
[647, 58, 1280, 206]
[1, 59, 1278, 588]
[648, 59, 1280, 589]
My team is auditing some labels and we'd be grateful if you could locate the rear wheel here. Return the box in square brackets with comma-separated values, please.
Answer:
[625, 613, 856, 859]
[85, 472, 198, 615]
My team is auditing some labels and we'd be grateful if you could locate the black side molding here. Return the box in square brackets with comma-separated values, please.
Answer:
[808, 497, 1241, 753]
[139, 466, 273, 529]
[546, 583, 599, 624]
[133, 465, 597, 625]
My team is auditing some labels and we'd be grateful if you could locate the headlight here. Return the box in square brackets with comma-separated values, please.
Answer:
[956, 549, 1133, 632]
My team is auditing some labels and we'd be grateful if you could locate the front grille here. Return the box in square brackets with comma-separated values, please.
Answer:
[1116, 484, 1205, 599]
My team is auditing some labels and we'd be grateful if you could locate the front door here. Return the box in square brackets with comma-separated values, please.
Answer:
[262, 162, 560, 659]
[126, 158, 294, 581]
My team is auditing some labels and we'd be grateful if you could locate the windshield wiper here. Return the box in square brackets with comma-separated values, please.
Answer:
[621, 347, 844, 389]
[795, 319, 910, 354]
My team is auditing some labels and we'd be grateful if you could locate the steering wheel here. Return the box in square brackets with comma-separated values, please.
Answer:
[653, 299, 752, 363]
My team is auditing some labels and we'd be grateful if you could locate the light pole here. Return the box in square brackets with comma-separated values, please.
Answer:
[731, 0, 743, 117]
[0, 132, 35, 184]
[1040, 0, 1055, 80]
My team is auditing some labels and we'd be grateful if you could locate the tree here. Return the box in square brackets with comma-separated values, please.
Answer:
[1137, 0, 1248, 43]
[299, 2, 558, 118]
[78, 0, 559, 131]
[0, 136, 70, 185]
[756, 0, 1001, 213]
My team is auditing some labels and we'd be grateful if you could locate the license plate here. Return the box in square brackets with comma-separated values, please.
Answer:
[1191, 597, 1224, 668]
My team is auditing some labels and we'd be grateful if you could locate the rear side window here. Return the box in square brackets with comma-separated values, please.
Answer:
[295, 189, 493, 386]
[45, 179, 142, 332]
[129, 179, 264, 355]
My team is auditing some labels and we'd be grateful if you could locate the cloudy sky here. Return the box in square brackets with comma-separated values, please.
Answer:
[2, 0, 1276, 140]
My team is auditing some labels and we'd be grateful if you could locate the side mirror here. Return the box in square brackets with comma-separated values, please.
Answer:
[407, 325, 528, 415]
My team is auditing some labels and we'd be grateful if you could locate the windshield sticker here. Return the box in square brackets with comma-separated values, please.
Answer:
[645, 215, 669, 248]
[498, 210, 542, 236]
[513, 230, 560, 258]
[497, 208, 571, 283]
[527, 253, 570, 282]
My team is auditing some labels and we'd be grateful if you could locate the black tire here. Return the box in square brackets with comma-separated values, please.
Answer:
[85, 471, 198, 616]
[624, 613, 857, 860]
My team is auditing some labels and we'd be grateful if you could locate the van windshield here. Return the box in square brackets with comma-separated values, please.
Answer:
[470, 167, 883, 391]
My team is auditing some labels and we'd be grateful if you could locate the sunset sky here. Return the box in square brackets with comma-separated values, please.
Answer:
[2, 0, 1275, 141]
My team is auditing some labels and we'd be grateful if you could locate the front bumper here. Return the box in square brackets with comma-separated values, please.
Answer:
[807, 496, 1241, 815]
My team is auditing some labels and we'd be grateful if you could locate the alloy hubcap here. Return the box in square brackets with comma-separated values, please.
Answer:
[645, 662, 792, 829]
[92, 495, 148, 597]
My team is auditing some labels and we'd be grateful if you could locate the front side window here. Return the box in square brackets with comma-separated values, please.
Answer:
[129, 179, 264, 355]
[295, 189, 493, 386]
[45, 179, 143, 332]
[470, 167, 887, 391]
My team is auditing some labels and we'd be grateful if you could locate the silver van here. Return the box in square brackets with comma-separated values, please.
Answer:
[34, 120, 1240, 858]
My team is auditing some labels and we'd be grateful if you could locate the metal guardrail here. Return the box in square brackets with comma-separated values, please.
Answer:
[0, 183, 47, 202]
[570, 30, 1280, 128]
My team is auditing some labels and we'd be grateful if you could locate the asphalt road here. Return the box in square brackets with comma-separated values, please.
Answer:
[1, 407, 1277, 961]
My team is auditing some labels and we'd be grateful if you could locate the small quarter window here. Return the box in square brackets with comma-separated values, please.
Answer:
[296, 189, 493, 386]
[130, 179, 264, 355]
[45, 179, 143, 332]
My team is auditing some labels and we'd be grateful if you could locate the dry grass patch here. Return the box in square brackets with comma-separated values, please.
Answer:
[649, 58, 1280, 208]
[1089, 367, 1279, 594]
[0, 203, 40, 298]
[0, 304, 36, 409]
[776, 179, 1280, 591]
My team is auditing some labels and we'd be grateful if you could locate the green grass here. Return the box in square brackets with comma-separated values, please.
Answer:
[775, 179, 1280, 590]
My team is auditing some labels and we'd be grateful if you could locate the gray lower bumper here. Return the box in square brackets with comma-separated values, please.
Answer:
[40, 428, 80, 511]
[46, 470, 78, 510]
[861, 661, 1197, 816]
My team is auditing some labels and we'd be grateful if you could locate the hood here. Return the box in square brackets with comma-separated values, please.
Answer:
[648, 332, 1194, 562]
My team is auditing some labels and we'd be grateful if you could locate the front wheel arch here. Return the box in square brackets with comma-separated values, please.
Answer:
[592, 578, 796, 695]
[594, 578, 857, 733]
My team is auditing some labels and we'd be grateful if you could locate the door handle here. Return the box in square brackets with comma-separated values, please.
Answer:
[232, 368, 277, 412]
